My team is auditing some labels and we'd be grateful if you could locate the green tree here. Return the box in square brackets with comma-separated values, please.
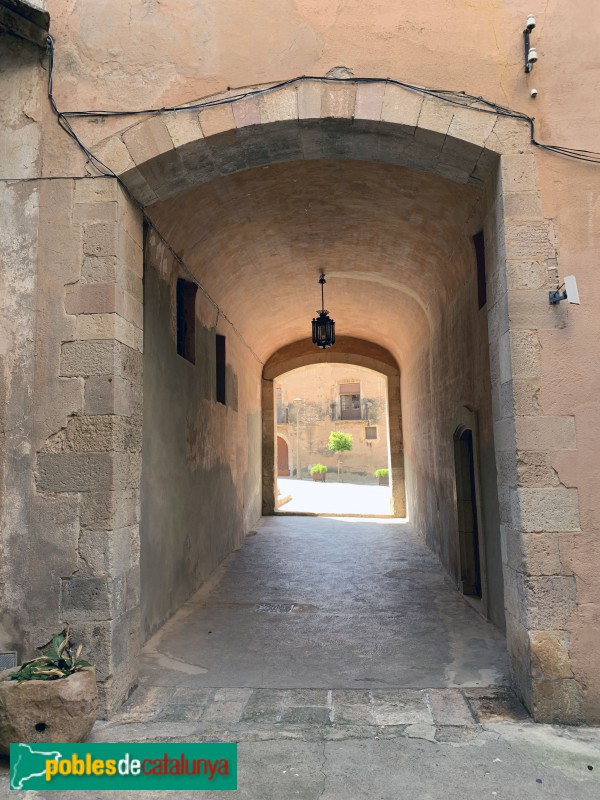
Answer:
[328, 431, 353, 482]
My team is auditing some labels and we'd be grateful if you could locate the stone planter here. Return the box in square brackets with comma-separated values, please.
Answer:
[312, 473, 326, 482]
[0, 667, 98, 755]
[378, 477, 389, 486]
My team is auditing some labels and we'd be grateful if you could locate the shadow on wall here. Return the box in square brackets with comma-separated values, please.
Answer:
[140, 240, 261, 640]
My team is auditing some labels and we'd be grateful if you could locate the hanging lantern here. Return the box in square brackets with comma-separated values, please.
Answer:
[311, 274, 335, 349]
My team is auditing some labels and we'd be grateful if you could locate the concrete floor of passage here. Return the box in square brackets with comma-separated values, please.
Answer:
[140, 516, 508, 690]
[4, 518, 600, 800]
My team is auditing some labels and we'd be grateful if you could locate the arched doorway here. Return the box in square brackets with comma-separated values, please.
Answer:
[262, 337, 405, 518]
[273, 362, 393, 515]
[277, 435, 290, 476]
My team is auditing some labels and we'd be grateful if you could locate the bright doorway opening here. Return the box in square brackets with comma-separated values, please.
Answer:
[275, 363, 393, 516]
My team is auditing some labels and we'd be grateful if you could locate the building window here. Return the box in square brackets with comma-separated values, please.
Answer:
[365, 426, 377, 440]
[339, 382, 361, 420]
[473, 230, 486, 310]
[176, 278, 197, 363]
[216, 334, 226, 405]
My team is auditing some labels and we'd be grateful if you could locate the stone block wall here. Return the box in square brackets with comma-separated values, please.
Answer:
[484, 143, 584, 723]
[401, 241, 505, 629]
[30, 177, 143, 717]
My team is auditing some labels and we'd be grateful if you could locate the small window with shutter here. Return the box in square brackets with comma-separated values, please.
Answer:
[339, 382, 361, 420]
[176, 279, 197, 364]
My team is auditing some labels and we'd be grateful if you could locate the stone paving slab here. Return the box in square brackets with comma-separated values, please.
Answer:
[427, 688, 476, 726]
[2, 692, 598, 800]
[463, 686, 531, 723]
[98, 685, 526, 739]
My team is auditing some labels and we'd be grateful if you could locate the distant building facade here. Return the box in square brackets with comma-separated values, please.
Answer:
[275, 364, 390, 481]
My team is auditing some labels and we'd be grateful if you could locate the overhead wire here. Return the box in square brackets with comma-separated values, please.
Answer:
[46, 35, 264, 365]
[38, 34, 600, 365]
[45, 36, 600, 165]
[40, 33, 600, 362]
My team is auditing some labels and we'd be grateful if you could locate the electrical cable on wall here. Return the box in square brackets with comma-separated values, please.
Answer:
[10, 35, 600, 366]
[47, 36, 265, 365]
[46, 36, 600, 166]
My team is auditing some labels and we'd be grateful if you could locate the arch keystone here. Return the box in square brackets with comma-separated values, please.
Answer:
[321, 82, 356, 120]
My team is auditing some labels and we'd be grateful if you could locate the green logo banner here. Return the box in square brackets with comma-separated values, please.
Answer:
[10, 742, 237, 791]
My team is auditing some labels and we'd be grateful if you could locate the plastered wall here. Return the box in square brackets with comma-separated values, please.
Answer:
[402, 250, 504, 630]
[0, 35, 42, 656]
[141, 230, 262, 638]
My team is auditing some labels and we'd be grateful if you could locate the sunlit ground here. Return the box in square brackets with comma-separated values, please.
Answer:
[277, 477, 392, 516]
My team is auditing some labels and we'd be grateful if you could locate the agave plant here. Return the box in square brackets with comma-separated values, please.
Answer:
[10, 627, 91, 682]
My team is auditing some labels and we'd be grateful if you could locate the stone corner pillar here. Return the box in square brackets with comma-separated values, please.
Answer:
[486, 154, 585, 724]
[32, 177, 143, 717]
[387, 368, 406, 517]
[261, 377, 276, 514]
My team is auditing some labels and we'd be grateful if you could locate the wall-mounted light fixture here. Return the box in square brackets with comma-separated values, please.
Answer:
[524, 14, 538, 73]
[549, 275, 580, 305]
[311, 274, 336, 349]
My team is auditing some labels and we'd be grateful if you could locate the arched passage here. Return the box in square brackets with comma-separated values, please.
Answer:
[262, 337, 405, 517]
[24, 78, 583, 722]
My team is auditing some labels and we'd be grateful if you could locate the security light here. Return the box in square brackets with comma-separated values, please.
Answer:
[549, 275, 581, 305]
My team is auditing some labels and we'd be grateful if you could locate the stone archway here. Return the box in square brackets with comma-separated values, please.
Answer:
[262, 336, 405, 518]
[21, 78, 584, 723]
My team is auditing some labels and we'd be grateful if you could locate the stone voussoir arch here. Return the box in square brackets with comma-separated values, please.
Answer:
[90, 78, 534, 206]
[262, 336, 405, 518]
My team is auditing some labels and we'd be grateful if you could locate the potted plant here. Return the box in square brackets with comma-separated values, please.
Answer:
[375, 468, 389, 486]
[0, 627, 98, 755]
[310, 464, 328, 482]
